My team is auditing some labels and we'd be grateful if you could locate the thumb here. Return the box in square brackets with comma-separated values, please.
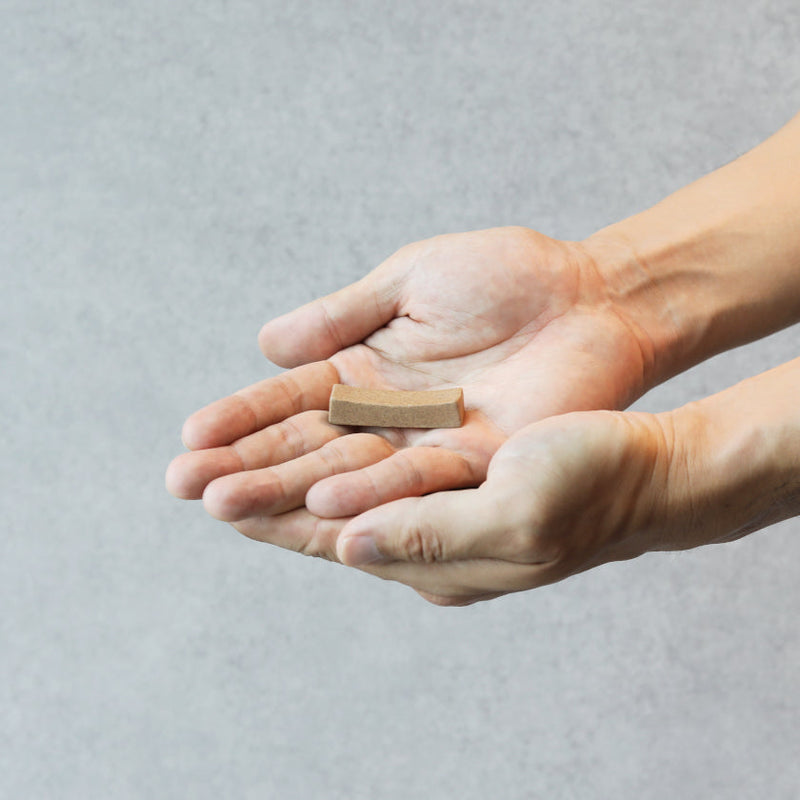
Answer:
[259, 263, 403, 368]
[336, 487, 514, 567]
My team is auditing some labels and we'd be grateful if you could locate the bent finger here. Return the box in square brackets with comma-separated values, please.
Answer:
[259, 262, 403, 368]
[182, 361, 339, 450]
[203, 433, 395, 521]
[306, 446, 485, 518]
[336, 482, 545, 566]
[233, 509, 348, 562]
[166, 410, 345, 499]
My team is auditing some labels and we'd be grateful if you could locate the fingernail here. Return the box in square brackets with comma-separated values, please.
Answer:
[341, 534, 384, 566]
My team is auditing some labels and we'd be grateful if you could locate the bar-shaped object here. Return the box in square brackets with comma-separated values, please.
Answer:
[328, 385, 465, 428]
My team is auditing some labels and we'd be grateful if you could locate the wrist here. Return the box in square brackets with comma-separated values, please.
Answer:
[581, 113, 800, 391]
[578, 228, 691, 392]
[660, 358, 800, 548]
[581, 206, 750, 389]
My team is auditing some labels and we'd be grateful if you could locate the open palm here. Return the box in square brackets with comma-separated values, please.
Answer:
[167, 227, 648, 523]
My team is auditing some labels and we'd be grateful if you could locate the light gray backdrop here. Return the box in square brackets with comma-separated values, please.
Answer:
[3, 1, 799, 798]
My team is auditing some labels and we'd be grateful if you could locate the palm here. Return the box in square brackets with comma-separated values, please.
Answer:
[167, 227, 645, 523]
[330, 227, 643, 434]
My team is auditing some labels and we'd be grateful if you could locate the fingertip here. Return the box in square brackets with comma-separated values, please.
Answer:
[169, 448, 247, 501]
[181, 416, 211, 450]
[257, 321, 271, 357]
[165, 453, 196, 499]
[336, 498, 410, 564]
[305, 475, 360, 518]
[258, 310, 318, 368]
[180, 415, 202, 450]
[304, 480, 336, 517]
[336, 532, 386, 567]
[260, 273, 400, 368]
[181, 405, 228, 450]
[181, 394, 259, 451]
[258, 318, 295, 367]
[202, 476, 240, 522]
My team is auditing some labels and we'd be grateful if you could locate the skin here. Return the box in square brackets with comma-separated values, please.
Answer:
[167, 227, 654, 518]
[166, 112, 800, 605]
[335, 357, 800, 605]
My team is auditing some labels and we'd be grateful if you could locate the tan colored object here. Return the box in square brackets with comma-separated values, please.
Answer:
[328, 385, 465, 428]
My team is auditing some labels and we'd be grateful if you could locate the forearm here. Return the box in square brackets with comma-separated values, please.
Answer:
[583, 112, 800, 389]
[656, 356, 800, 550]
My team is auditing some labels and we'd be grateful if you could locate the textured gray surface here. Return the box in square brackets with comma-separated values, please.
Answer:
[3, 1, 799, 797]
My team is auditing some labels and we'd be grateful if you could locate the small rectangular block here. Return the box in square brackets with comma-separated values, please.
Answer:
[328, 385, 465, 429]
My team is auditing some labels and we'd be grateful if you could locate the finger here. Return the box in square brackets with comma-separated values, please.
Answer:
[232, 509, 555, 602]
[306, 446, 485, 518]
[166, 448, 243, 500]
[181, 361, 339, 450]
[202, 433, 395, 521]
[335, 490, 501, 566]
[232, 508, 348, 562]
[258, 262, 403, 367]
[360, 557, 560, 601]
[166, 411, 344, 499]
[336, 477, 559, 567]
[339, 489, 560, 599]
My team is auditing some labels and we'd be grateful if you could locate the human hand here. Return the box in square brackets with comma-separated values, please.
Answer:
[167, 227, 652, 519]
[330, 356, 800, 605]
[329, 409, 674, 605]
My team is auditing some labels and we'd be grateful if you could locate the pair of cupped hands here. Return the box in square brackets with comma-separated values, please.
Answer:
[167, 227, 692, 605]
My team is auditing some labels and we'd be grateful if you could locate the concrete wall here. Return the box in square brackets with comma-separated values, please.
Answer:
[3, 1, 799, 797]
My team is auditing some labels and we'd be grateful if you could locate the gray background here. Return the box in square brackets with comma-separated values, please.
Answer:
[3, 1, 799, 797]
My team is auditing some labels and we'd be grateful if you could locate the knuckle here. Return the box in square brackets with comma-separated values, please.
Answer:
[490, 486, 566, 565]
[501, 515, 558, 566]
[297, 516, 338, 562]
[272, 416, 304, 459]
[318, 296, 346, 351]
[484, 489, 543, 563]
[399, 507, 444, 564]
[355, 467, 382, 508]
[281, 371, 305, 410]
[510, 517, 568, 565]
[511, 524, 552, 564]
[257, 471, 286, 508]
[392, 451, 425, 495]
[316, 438, 349, 473]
